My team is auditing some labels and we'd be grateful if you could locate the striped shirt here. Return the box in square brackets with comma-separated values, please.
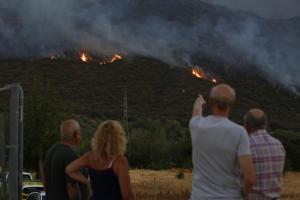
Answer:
[248, 130, 285, 200]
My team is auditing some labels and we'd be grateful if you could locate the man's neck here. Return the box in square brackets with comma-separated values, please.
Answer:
[212, 108, 229, 118]
[60, 140, 76, 149]
[250, 129, 267, 135]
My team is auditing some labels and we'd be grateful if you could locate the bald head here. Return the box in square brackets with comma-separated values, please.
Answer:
[60, 119, 81, 141]
[244, 109, 268, 131]
[209, 84, 236, 111]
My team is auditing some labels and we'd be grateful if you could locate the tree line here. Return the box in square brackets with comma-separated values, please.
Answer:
[20, 78, 300, 173]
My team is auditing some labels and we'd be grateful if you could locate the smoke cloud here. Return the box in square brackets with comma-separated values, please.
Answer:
[0, 0, 299, 92]
[198, 0, 300, 19]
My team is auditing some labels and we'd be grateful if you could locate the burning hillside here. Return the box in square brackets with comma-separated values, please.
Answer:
[192, 68, 218, 83]
[68, 51, 220, 83]
[79, 52, 122, 65]
[0, 57, 299, 131]
[0, 0, 299, 92]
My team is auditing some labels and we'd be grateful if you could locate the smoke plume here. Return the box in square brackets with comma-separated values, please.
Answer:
[199, 0, 300, 19]
[0, 0, 299, 92]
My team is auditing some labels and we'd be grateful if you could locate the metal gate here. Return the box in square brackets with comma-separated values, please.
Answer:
[0, 83, 24, 200]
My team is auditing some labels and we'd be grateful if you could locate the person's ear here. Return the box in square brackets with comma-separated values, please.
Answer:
[244, 123, 251, 133]
[73, 131, 78, 139]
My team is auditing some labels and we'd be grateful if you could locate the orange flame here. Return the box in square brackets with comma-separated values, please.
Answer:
[110, 54, 122, 62]
[80, 53, 88, 62]
[100, 54, 122, 65]
[191, 67, 218, 84]
[192, 68, 205, 79]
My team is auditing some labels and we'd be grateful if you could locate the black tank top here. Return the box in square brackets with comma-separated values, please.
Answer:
[88, 162, 122, 200]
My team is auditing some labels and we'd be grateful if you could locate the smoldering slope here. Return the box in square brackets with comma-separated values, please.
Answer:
[0, 0, 299, 92]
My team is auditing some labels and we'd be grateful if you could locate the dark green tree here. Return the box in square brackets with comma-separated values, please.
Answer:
[272, 130, 300, 171]
[127, 119, 191, 169]
[24, 77, 70, 177]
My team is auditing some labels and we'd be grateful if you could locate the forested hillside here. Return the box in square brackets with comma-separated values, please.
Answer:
[0, 57, 299, 130]
[0, 57, 299, 170]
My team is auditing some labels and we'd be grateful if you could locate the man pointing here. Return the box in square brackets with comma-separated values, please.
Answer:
[189, 84, 255, 199]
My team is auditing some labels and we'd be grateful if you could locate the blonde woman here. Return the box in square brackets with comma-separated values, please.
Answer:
[65, 120, 135, 200]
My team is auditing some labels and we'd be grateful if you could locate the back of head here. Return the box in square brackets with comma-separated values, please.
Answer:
[209, 84, 236, 111]
[244, 108, 268, 131]
[60, 119, 81, 142]
[91, 120, 127, 159]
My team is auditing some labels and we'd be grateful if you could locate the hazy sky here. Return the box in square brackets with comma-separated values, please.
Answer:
[199, 0, 300, 19]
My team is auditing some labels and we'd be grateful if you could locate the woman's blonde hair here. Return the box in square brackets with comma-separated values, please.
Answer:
[91, 120, 127, 159]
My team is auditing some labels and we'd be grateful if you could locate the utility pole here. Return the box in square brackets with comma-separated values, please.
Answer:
[123, 91, 130, 151]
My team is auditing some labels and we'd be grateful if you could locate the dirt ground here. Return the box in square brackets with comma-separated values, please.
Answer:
[130, 169, 300, 200]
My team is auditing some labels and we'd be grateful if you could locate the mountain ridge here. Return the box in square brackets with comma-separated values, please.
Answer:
[0, 57, 299, 131]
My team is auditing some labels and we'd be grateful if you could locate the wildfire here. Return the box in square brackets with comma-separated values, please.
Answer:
[191, 67, 218, 84]
[100, 54, 122, 65]
[80, 53, 88, 62]
[78, 51, 123, 64]
[111, 54, 122, 62]
[192, 68, 205, 78]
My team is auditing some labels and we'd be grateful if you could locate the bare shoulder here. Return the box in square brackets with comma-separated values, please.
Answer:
[115, 155, 128, 165]
[80, 151, 93, 164]
[112, 155, 128, 176]
[82, 151, 92, 158]
[114, 155, 129, 171]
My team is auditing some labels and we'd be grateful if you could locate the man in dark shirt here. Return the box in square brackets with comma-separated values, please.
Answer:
[44, 119, 85, 200]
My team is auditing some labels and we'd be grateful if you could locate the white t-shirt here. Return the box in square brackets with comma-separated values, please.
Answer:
[189, 115, 251, 200]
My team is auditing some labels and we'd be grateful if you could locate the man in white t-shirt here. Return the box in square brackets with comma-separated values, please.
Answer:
[189, 84, 255, 200]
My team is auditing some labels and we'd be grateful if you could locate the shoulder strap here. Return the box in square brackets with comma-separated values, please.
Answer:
[108, 157, 116, 168]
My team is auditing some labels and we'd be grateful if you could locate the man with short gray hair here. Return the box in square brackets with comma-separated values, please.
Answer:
[44, 119, 85, 200]
[244, 109, 285, 200]
[189, 84, 255, 199]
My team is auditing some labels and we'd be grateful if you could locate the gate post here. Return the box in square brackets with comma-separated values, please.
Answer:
[0, 84, 23, 200]
[0, 114, 6, 199]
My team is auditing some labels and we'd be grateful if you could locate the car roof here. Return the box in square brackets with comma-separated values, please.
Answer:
[5, 172, 32, 177]
[23, 181, 43, 188]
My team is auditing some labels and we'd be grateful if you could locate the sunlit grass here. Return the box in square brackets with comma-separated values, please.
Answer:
[130, 170, 300, 200]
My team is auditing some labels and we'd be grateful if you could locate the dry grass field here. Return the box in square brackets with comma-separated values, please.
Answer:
[130, 170, 300, 200]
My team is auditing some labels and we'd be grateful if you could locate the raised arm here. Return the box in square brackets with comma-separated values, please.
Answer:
[65, 153, 89, 185]
[116, 156, 135, 200]
[192, 94, 206, 117]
